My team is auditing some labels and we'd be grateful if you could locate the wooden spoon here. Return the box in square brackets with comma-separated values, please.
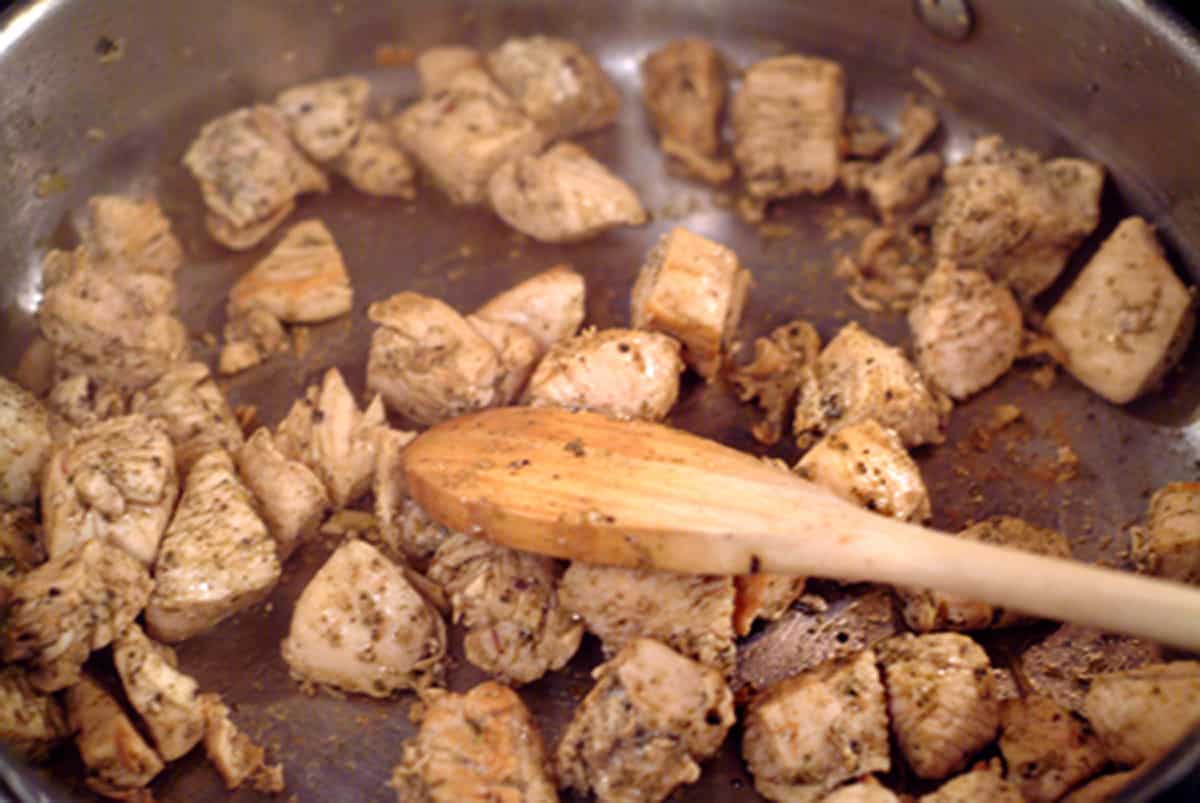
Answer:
[404, 406, 1200, 651]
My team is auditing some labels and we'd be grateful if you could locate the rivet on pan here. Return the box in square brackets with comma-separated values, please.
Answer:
[915, 0, 973, 41]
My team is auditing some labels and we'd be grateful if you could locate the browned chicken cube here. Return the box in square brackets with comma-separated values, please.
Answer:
[113, 623, 205, 761]
[228, 219, 354, 324]
[236, 427, 330, 561]
[392, 681, 558, 803]
[742, 649, 890, 803]
[999, 694, 1107, 802]
[918, 760, 1023, 803]
[1134, 481, 1200, 584]
[219, 306, 289, 376]
[474, 264, 586, 354]
[641, 38, 731, 183]
[130, 361, 244, 473]
[556, 638, 734, 803]
[1084, 660, 1200, 766]
[199, 693, 285, 793]
[416, 46, 483, 96]
[275, 76, 370, 162]
[334, 120, 418, 198]
[1020, 624, 1165, 714]
[0, 667, 68, 760]
[66, 674, 164, 797]
[632, 227, 752, 381]
[81, 195, 184, 277]
[0, 377, 52, 506]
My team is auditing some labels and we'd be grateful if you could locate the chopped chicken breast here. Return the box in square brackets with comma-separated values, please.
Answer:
[199, 693, 285, 793]
[465, 314, 542, 404]
[81, 195, 184, 277]
[524, 328, 684, 421]
[1020, 624, 1165, 714]
[236, 428, 329, 561]
[933, 135, 1104, 300]
[395, 68, 544, 205]
[743, 650, 890, 803]
[45, 374, 128, 437]
[219, 306, 289, 375]
[392, 681, 557, 803]
[0, 666, 68, 760]
[732, 55, 846, 199]
[378, 499, 452, 570]
[641, 39, 730, 181]
[732, 320, 822, 446]
[228, 219, 354, 324]
[1083, 660, 1200, 766]
[999, 694, 1107, 802]
[67, 674, 164, 796]
[485, 35, 620, 140]
[41, 414, 178, 566]
[918, 761, 1023, 803]
[281, 539, 446, 696]
[1046, 216, 1196, 404]
[113, 623, 205, 761]
[559, 563, 736, 676]
[130, 362, 244, 472]
[0, 506, 45, 605]
[488, 142, 646, 243]
[878, 633, 1000, 779]
[822, 779, 900, 803]
[334, 120, 417, 198]
[732, 572, 808, 637]
[632, 227, 752, 381]
[427, 533, 583, 685]
[0, 377, 52, 506]
[416, 46, 483, 96]
[474, 264, 586, 353]
[557, 638, 734, 803]
[1062, 771, 1139, 803]
[1134, 481, 1200, 584]
[796, 419, 932, 521]
[145, 449, 281, 642]
[276, 76, 370, 162]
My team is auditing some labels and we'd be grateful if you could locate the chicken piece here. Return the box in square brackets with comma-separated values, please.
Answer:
[999, 694, 1107, 802]
[380, 499, 453, 570]
[1046, 216, 1196, 404]
[395, 68, 544, 205]
[183, 105, 328, 249]
[0, 506, 44, 605]
[844, 115, 891, 160]
[392, 681, 557, 803]
[41, 414, 177, 566]
[557, 638, 734, 803]
[731, 319, 822, 446]
[732, 573, 808, 637]
[416, 45, 483, 96]
[334, 120, 417, 198]
[0, 666, 68, 761]
[918, 761, 1023, 803]
[199, 693, 285, 793]
[228, 219, 353, 324]
[236, 428, 329, 561]
[371, 429, 430, 567]
[67, 675, 164, 795]
[898, 516, 1072, 633]
[282, 539, 446, 696]
[853, 97, 943, 221]
[632, 227, 752, 381]
[796, 419, 932, 521]
[427, 533, 582, 685]
[146, 450, 281, 642]
[113, 623, 205, 761]
[45, 374, 128, 436]
[465, 314, 542, 404]
[488, 143, 647, 243]
[474, 264, 586, 353]
[1083, 661, 1200, 766]
[642, 39, 728, 178]
[130, 362, 244, 472]
[81, 195, 184, 277]
[1061, 771, 1139, 803]
[933, 135, 1104, 300]
[0, 377, 52, 506]
[908, 262, 1023, 400]
[732, 55, 846, 199]
[219, 306, 289, 376]
[743, 650, 890, 803]
[1134, 481, 1200, 584]
[878, 633, 1001, 779]
[485, 36, 620, 140]
[795, 322, 948, 450]
[1020, 624, 1165, 714]
[559, 563, 735, 676]
[821, 779, 900, 803]
[276, 76, 370, 162]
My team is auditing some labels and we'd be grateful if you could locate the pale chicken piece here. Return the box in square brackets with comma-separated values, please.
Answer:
[113, 623, 205, 761]
[933, 135, 1104, 300]
[219, 306, 289, 376]
[130, 362, 244, 472]
[81, 195, 184, 277]
[732, 55, 846, 199]
[236, 428, 329, 561]
[999, 695, 1107, 802]
[0, 377, 52, 506]
[0, 667, 68, 760]
[1061, 771, 1139, 803]
[898, 516, 1072, 633]
[427, 533, 583, 685]
[1083, 660, 1200, 766]
[632, 227, 752, 380]
[41, 414, 178, 566]
[908, 262, 1023, 400]
[183, 105, 329, 249]
[474, 264, 586, 353]
[796, 419, 932, 521]
[731, 319, 823, 446]
[465, 315, 541, 404]
[199, 693, 285, 793]
[145, 450, 281, 643]
[486, 35, 620, 140]
[1021, 624, 1165, 714]
[281, 539, 447, 696]
[276, 76, 370, 162]
[641, 39, 730, 182]
[732, 573, 808, 637]
[559, 563, 736, 676]
[45, 374, 128, 436]
[371, 431, 431, 568]
[821, 779, 900, 803]
[1046, 216, 1196, 404]
[228, 219, 353, 324]
[416, 46, 483, 96]
[918, 761, 1023, 803]
[334, 120, 417, 198]
[487, 143, 647, 243]
[743, 650, 890, 803]
[392, 681, 557, 803]
[794, 322, 948, 450]
[67, 675, 164, 796]
[395, 68, 545, 205]
[3, 540, 152, 692]
[556, 638, 734, 803]
[878, 633, 1001, 780]
[1134, 481, 1200, 584]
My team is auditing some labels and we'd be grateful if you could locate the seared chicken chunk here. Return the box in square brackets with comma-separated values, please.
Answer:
[392, 681, 557, 803]
[557, 638, 734, 803]
[732, 55, 846, 199]
[933, 135, 1104, 300]
[219, 306, 289, 375]
[428, 533, 583, 685]
[822, 780, 900, 803]
[488, 143, 646, 243]
[67, 674, 164, 796]
[379, 499, 452, 570]
[641, 39, 730, 182]
[45, 374, 128, 437]
[632, 227, 752, 380]
[416, 45, 483, 96]
[334, 120, 417, 198]
[81, 195, 184, 277]
[146, 450, 281, 642]
[1020, 624, 1165, 714]
[41, 414, 178, 566]
[236, 428, 329, 561]
[395, 68, 544, 205]
[1134, 481, 1200, 584]
[999, 694, 1107, 802]
[475, 264, 586, 353]
[113, 623, 205, 761]
[282, 539, 446, 696]
[228, 219, 354, 324]
[0, 506, 45, 605]
[731, 319, 822, 446]
[878, 633, 1000, 779]
[486, 35, 620, 140]
[918, 761, 1023, 803]
[0, 667, 68, 760]
[743, 650, 890, 803]
[465, 314, 541, 404]
[1084, 660, 1200, 766]
[130, 362, 244, 472]
[0, 377, 52, 506]
[1046, 216, 1196, 404]
[199, 693, 285, 793]
[276, 76, 370, 162]
[560, 563, 735, 676]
